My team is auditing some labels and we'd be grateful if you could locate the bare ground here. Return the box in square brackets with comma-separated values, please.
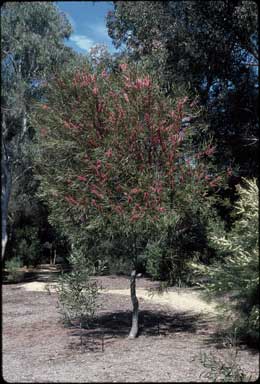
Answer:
[2, 275, 259, 382]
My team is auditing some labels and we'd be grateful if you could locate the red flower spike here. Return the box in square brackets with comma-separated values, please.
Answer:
[93, 87, 99, 96]
[64, 196, 78, 205]
[130, 214, 140, 222]
[105, 148, 113, 158]
[157, 207, 166, 212]
[119, 63, 128, 72]
[77, 175, 87, 181]
[130, 188, 141, 195]
[143, 192, 149, 201]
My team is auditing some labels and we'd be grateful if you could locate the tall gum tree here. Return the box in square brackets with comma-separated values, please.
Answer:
[33, 61, 224, 338]
[106, 1, 259, 179]
[1, 2, 74, 259]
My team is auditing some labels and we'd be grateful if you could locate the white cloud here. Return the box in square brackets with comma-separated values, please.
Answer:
[83, 22, 110, 41]
[92, 23, 109, 40]
[70, 34, 95, 51]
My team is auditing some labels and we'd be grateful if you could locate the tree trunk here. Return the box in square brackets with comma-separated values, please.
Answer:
[128, 269, 139, 339]
[1, 115, 12, 260]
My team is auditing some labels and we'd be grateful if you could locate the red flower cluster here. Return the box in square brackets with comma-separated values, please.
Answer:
[64, 195, 78, 205]
[77, 175, 87, 182]
[73, 71, 96, 87]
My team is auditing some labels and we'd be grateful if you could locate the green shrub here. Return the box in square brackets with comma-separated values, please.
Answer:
[15, 226, 41, 267]
[5, 257, 23, 282]
[56, 248, 100, 327]
[191, 178, 259, 344]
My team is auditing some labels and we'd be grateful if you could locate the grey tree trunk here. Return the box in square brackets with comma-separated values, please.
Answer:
[128, 269, 139, 339]
[1, 115, 12, 260]
[1, 110, 28, 260]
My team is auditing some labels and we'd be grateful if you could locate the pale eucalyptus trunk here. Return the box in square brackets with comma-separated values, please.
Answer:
[128, 269, 139, 339]
[1, 110, 28, 259]
[1, 114, 12, 259]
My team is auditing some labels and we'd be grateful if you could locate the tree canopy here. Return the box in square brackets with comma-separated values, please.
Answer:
[106, 1, 259, 177]
[1, 1, 74, 259]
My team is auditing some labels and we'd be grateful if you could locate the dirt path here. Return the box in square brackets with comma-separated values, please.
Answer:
[19, 281, 218, 315]
[104, 289, 218, 315]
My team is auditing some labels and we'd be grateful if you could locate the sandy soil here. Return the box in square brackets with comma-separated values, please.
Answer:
[19, 281, 218, 314]
[2, 275, 259, 382]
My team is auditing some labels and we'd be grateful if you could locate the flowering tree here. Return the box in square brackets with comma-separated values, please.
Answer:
[33, 60, 222, 338]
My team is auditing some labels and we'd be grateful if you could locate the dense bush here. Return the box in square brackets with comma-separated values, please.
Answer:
[191, 178, 259, 344]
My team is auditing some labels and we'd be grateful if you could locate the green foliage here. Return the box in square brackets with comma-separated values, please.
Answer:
[1, 1, 76, 261]
[56, 247, 100, 326]
[32, 59, 222, 278]
[17, 226, 41, 267]
[107, 1, 258, 178]
[5, 256, 23, 282]
[191, 178, 259, 343]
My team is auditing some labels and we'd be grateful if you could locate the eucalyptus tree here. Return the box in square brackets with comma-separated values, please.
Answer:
[106, 1, 259, 178]
[1, 2, 74, 258]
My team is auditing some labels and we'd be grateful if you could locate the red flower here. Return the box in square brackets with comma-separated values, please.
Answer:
[143, 192, 149, 201]
[130, 214, 140, 222]
[96, 160, 102, 169]
[40, 128, 47, 137]
[227, 167, 233, 176]
[134, 77, 151, 89]
[91, 188, 103, 199]
[64, 195, 78, 205]
[93, 87, 99, 96]
[130, 188, 141, 194]
[114, 205, 123, 214]
[105, 148, 113, 158]
[77, 175, 87, 181]
[119, 63, 128, 72]
[204, 146, 215, 156]
[209, 176, 222, 187]
[157, 207, 165, 212]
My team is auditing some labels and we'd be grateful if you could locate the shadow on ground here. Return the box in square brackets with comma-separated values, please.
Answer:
[67, 309, 210, 352]
[2, 269, 70, 284]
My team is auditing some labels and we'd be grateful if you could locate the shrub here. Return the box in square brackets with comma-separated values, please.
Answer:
[5, 256, 23, 282]
[191, 178, 259, 344]
[15, 226, 41, 267]
[56, 247, 100, 328]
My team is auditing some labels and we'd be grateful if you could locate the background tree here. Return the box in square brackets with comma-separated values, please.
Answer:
[1, 2, 74, 259]
[106, 1, 259, 180]
[32, 60, 224, 338]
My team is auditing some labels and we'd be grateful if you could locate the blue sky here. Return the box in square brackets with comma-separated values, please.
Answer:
[56, 1, 118, 54]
